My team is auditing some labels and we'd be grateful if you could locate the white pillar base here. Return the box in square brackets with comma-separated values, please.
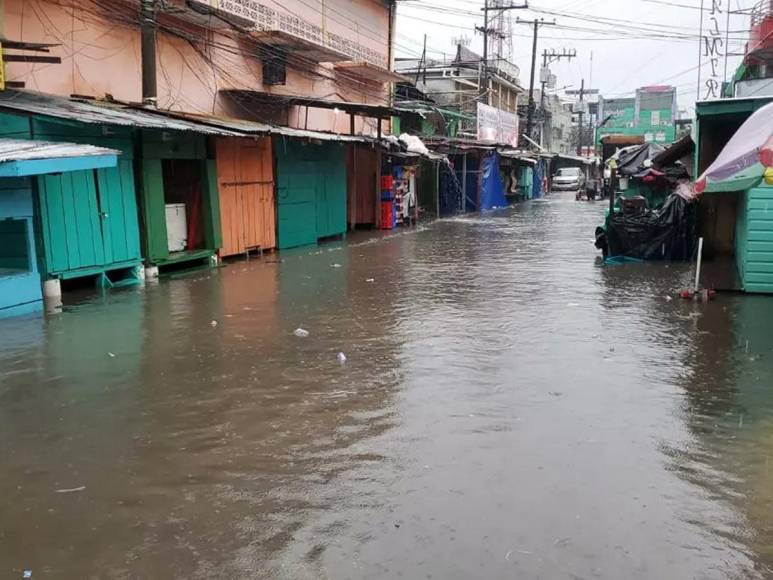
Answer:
[209, 254, 219, 267]
[42, 278, 61, 299]
[144, 265, 159, 279]
[42, 279, 63, 315]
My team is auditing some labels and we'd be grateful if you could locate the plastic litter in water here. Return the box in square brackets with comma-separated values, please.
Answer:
[294, 328, 310, 338]
[23, 571, 32, 579]
[55, 486, 86, 494]
[331, 263, 342, 268]
[337, 352, 347, 364]
[210, 320, 218, 327]
[366, 278, 375, 283]
[107, 352, 116, 358]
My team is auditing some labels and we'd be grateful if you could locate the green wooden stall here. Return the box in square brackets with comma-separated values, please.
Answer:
[139, 131, 222, 267]
[274, 138, 347, 250]
[696, 96, 773, 293]
[0, 113, 142, 283]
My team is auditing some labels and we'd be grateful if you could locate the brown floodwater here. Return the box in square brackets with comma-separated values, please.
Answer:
[1, 192, 773, 579]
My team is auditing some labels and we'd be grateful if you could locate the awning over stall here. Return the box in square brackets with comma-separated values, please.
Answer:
[0, 89, 387, 144]
[0, 139, 119, 176]
[696, 101, 773, 193]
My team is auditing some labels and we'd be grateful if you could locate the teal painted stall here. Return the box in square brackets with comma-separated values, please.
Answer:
[0, 114, 142, 283]
[140, 131, 222, 267]
[0, 138, 119, 317]
[0, 177, 42, 317]
[735, 184, 773, 293]
[696, 97, 773, 293]
[274, 139, 347, 249]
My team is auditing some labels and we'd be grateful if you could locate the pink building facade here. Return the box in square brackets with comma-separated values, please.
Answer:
[2, 0, 395, 134]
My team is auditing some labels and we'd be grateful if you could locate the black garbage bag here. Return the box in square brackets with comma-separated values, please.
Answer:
[606, 193, 696, 260]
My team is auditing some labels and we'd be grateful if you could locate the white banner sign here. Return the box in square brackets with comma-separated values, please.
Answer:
[477, 102, 519, 147]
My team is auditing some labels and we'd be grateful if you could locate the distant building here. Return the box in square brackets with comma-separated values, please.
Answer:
[727, 2, 773, 98]
[535, 91, 574, 154]
[395, 45, 524, 143]
[597, 86, 677, 145]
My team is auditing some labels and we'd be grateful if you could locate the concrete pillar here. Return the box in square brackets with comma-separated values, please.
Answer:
[42, 279, 62, 314]
[42, 278, 61, 299]
[144, 265, 159, 279]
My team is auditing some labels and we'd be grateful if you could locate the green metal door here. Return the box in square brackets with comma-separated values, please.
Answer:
[317, 149, 347, 239]
[275, 140, 347, 250]
[38, 170, 105, 275]
[277, 160, 319, 249]
[96, 161, 141, 265]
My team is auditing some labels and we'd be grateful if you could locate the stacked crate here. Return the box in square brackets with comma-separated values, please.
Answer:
[380, 174, 395, 230]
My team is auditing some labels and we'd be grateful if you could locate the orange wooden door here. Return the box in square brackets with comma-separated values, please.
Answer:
[216, 138, 276, 257]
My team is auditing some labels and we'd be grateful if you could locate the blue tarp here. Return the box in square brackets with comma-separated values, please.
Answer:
[480, 153, 508, 210]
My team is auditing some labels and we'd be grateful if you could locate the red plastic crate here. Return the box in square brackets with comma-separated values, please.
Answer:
[380, 201, 394, 229]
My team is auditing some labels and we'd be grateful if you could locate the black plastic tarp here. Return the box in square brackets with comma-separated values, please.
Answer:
[602, 193, 697, 260]
[439, 162, 463, 217]
[615, 143, 666, 176]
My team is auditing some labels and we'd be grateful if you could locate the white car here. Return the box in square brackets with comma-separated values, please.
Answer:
[552, 167, 586, 192]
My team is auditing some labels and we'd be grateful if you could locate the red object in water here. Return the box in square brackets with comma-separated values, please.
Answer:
[680, 290, 693, 300]
[380, 201, 394, 230]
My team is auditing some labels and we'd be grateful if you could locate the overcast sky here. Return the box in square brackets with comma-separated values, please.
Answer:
[394, 0, 754, 114]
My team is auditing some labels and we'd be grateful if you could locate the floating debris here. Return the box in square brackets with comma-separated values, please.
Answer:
[55, 486, 86, 494]
[294, 328, 310, 338]
[107, 352, 116, 358]
[210, 320, 218, 327]
[337, 352, 347, 364]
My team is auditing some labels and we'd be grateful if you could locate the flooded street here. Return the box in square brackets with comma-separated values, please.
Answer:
[2, 192, 773, 579]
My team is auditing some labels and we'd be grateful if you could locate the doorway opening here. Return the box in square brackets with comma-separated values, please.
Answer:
[162, 160, 206, 255]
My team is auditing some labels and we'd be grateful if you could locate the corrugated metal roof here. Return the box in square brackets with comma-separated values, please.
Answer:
[0, 138, 119, 163]
[0, 89, 379, 143]
[163, 110, 376, 143]
[0, 90, 242, 136]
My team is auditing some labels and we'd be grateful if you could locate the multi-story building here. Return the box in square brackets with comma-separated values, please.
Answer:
[534, 91, 574, 154]
[727, 1, 773, 98]
[597, 85, 677, 146]
[395, 45, 523, 145]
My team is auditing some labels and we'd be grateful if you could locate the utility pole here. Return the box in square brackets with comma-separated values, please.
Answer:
[576, 78, 585, 155]
[477, 1, 528, 104]
[415, 34, 427, 87]
[539, 48, 576, 148]
[516, 17, 556, 145]
[141, 0, 158, 106]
